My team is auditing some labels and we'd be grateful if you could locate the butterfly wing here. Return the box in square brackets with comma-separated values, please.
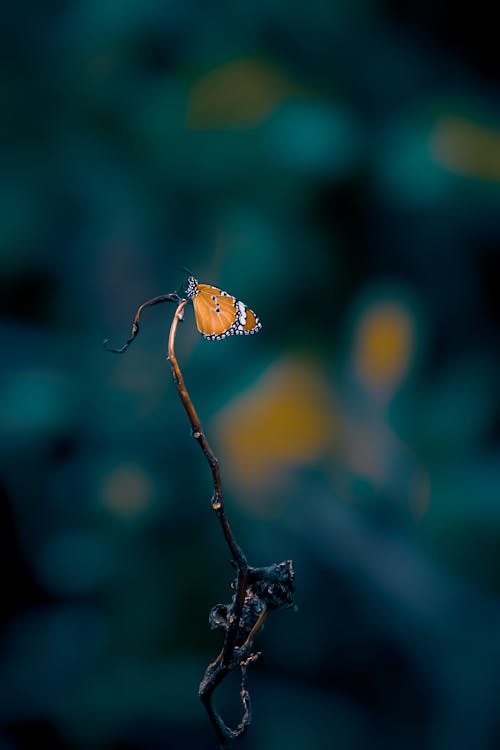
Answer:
[232, 299, 262, 336]
[187, 278, 262, 340]
[194, 284, 238, 339]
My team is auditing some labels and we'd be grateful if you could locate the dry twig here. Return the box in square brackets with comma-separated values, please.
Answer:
[105, 289, 295, 747]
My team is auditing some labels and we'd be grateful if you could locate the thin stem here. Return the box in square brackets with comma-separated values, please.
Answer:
[167, 299, 251, 745]
[241, 605, 268, 650]
[104, 293, 180, 353]
[108, 292, 294, 748]
[167, 300, 247, 569]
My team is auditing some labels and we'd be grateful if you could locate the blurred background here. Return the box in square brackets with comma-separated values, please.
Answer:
[1, 1, 500, 748]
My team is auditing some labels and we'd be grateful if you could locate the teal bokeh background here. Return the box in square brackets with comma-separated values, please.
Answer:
[1, 1, 500, 749]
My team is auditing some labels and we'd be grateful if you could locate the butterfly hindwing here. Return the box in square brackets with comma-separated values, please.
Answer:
[186, 277, 262, 340]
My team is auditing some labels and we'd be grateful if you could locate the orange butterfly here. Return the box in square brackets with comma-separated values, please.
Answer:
[186, 276, 262, 341]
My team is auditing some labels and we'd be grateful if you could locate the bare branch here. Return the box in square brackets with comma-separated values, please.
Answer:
[104, 293, 180, 353]
[107, 289, 295, 748]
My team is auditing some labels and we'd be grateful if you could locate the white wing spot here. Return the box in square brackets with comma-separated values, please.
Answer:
[236, 301, 247, 325]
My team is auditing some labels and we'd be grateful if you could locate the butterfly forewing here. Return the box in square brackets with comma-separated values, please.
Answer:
[195, 285, 237, 338]
[186, 277, 262, 340]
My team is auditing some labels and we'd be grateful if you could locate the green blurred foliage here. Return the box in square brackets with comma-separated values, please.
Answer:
[1, 1, 500, 749]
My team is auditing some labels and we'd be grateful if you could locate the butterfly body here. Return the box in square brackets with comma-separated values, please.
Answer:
[186, 276, 262, 340]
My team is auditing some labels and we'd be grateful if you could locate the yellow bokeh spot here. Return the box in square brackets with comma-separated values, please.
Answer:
[430, 115, 500, 182]
[101, 464, 153, 520]
[187, 57, 300, 130]
[214, 358, 336, 507]
[354, 302, 415, 392]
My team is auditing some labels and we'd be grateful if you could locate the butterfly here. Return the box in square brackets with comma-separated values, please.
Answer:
[185, 276, 262, 341]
